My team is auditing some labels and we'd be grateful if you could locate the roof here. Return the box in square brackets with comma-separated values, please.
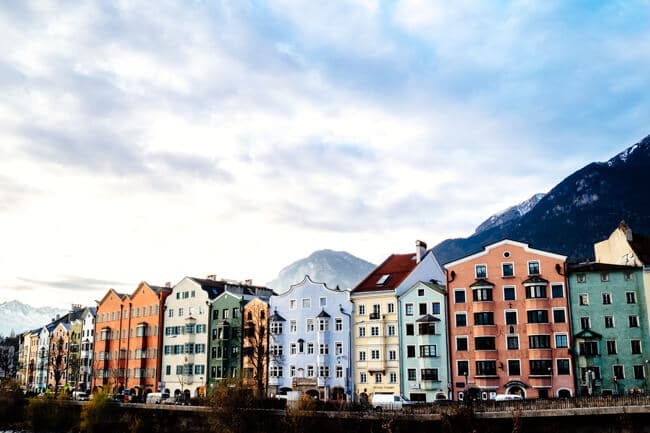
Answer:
[574, 328, 603, 340]
[444, 239, 567, 268]
[630, 232, 650, 264]
[189, 277, 273, 300]
[352, 253, 418, 293]
[568, 262, 640, 272]
[316, 309, 331, 318]
[469, 278, 495, 288]
[269, 310, 286, 322]
[416, 314, 440, 323]
[522, 275, 549, 285]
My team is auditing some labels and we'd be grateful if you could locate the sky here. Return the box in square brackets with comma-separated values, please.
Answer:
[1, 0, 649, 309]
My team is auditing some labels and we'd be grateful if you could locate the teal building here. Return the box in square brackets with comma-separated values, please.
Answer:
[568, 263, 649, 395]
[397, 281, 450, 402]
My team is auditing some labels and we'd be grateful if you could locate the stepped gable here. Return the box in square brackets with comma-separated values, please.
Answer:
[352, 253, 417, 293]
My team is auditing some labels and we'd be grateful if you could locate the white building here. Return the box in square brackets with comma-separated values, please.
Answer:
[268, 276, 353, 400]
[80, 307, 96, 392]
[35, 326, 51, 393]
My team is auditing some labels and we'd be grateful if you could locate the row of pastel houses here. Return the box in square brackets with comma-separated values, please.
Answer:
[14, 222, 650, 403]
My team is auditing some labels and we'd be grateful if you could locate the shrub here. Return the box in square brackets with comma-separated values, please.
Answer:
[80, 391, 119, 433]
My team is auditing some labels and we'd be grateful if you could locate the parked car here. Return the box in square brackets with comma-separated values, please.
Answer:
[72, 391, 89, 401]
[371, 394, 415, 411]
[146, 392, 171, 405]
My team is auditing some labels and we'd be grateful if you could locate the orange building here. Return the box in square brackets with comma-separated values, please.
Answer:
[242, 298, 270, 397]
[445, 240, 574, 400]
[92, 282, 171, 399]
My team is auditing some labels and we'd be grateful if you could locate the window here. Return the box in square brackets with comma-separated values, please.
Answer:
[387, 324, 396, 336]
[582, 367, 601, 381]
[405, 324, 414, 335]
[555, 334, 568, 348]
[289, 299, 297, 310]
[358, 351, 366, 361]
[320, 297, 327, 307]
[408, 369, 416, 381]
[557, 359, 570, 375]
[529, 335, 551, 349]
[474, 312, 494, 325]
[336, 366, 343, 378]
[419, 303, 427, 315]
[405, 304, 413, 316]
[335, 342, 343, 355]
[553, 309, 566, 323]
[290, 320, 297, 333]
[377, 274, 390, 285]
[335, 318, 343, 331]
[602, 293, 612, 305]
[389, 371, 397, 383]
[529, 359, 552, 375]
[601, 272, 609, 282]
[374, 373, 382, 384]
[370, 326, 379, 336]
[307, 365, 315, 377]
[454, 290, 466, 303]
[418, 288, 425, 296]
[388, 349, 396, 360]
[420, 345, 437, 357]
[432, 302, 440, 314]
[551, 284, 564, 298]
[629, 315, 640, 328]
[306, 319, 314, 332]
[503, 287, 516, 301]
[358, 305, 365, 315]
[607, 340, 617, 355]
[579, 294, 589, 305]
[472, 288, 493, 301]
[223, 309, 229, 319]
[526, 285, 546, 299]
[319, 344, 329, 355]
[456, 337, 468, 351]
[319, 366, 329, 377]
[604, 316, 614, 328]
[579, 341, 598, 356]
[508, 360, 521, 375]
[476, 360, 497, 376]
[307, 343, 314, 354]
[528, 261, 540, 275]
[527, 310, 549, 323]
[475, 265, 487, 278]
[507, 336, 519, 350]
[319, 319, 329, 331]
[634, 365, 645, 379]
[577, 273, 586, 283]
[270, 322, 283, 335]
[302, 298, 311, 309]
[455, 313, 467, 327]
[358, 326, 366, 337]
[505, 311, 517, 325]
[613, 365, 624, 380]
[627, 292, 637, 304]
[624, 271, 633, 281]
[632, 340, 642, 354]
[387, 303, 395, 313]
[360, 372, 367, 383]
[458, 361, 469, 377]
[580, 317, 591, 329]
[407, 345, 416, 358]
[421, 369, 438, 381]
[502, 263, 514, 277]
[475, 337, 496, 350]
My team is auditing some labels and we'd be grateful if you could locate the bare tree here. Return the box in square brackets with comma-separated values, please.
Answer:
[50, 336, 67, 395]
[242, 305, 269, 399]
[67, 353, 82, 390]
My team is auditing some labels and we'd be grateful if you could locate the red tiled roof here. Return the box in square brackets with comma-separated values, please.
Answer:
[352, 253, 418, 293]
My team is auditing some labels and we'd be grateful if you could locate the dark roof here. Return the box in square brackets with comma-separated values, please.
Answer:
[352, 253, 418, 293]
[150, 285, 173, 295]
[269, 310, 286, 322]
[522, 275, 549, 285]
[316, 309, 331, 318]
[630, 232, 650, 264]
[567, 262, 640, 272]
[469, 278, 495, 288]
[416, 314, 440, 323]
[190, 277, 273, 300]
[574, 328, 603, 340]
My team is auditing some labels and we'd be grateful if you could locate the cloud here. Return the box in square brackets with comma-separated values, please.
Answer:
[16, 276, 127, 292]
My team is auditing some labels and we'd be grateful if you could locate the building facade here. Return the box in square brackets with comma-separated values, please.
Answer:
[208, 290, 245, 387]
[242, 298, 270, 397]
[397, 281, 449, 402]
[445, 240, 574, 400]
[351, 241, 445, 403]
[79, 307, 96, 392]
[268, 276, 353, 400]
[35, 326, 51, 393]
[568, 263, 649, 395]
[47, 322, 70, 391]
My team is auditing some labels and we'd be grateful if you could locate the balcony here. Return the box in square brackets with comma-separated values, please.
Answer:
[369, 312, 380, 320]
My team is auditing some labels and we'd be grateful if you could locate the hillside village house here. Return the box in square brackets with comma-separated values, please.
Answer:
[92, 283, 171, 399]
[445, 240, 574, 400]
[268, 276, 353, 400]
[350, 241, 445, 403]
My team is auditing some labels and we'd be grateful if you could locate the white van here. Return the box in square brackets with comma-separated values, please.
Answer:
[371, 393, 414, 411]
[146, 392, 171, 405]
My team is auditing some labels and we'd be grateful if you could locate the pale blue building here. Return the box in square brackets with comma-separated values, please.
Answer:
[268, 276, 353, 400]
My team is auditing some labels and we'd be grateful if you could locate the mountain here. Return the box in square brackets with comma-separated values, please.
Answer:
[433, 134, 650, 264]
[474, 193, 545, 234]
[266, 249, 375, 293]
[0, 300, 68, 336]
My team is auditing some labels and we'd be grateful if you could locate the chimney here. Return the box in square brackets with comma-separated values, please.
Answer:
[206, 274, 217, 281]
[243, 279, 253, 285]
[416, 240, 427, 263]
[165, 281, 171, 288]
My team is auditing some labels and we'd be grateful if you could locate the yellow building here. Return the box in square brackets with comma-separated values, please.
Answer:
[350, 241, 445, 403]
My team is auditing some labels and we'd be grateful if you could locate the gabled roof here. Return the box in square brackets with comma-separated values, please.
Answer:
[469, 278, 495, 288]
[269, 310, 286, 322]
[316, 309, 331, 318]
[416, 314, 440, 323]
[444, 239, 566, 268]
[352, 253, 418, 293]
[187, 277, 273, 300]
[574, 328, 603, 340]
[522, 275, 549, 285]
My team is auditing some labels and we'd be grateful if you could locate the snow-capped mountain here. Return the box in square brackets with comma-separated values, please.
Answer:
[0, 300, 68, 336]
[474, 193, 545, 235]
[434, 134, 650, 264]
[266, 249, 375, 294]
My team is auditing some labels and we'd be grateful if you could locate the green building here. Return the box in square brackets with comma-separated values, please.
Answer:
[568, 263, 649, 395]
[209, 291, 246, 384]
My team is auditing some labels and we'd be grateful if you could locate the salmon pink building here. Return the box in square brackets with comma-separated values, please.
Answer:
[445, 240, 574, 400]
[92, 282, 171, 399]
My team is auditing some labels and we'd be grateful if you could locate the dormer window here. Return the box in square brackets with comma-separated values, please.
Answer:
[377, 274, 391, 285]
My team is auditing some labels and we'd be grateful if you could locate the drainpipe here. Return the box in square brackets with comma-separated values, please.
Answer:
[339, 304, 353, 401]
